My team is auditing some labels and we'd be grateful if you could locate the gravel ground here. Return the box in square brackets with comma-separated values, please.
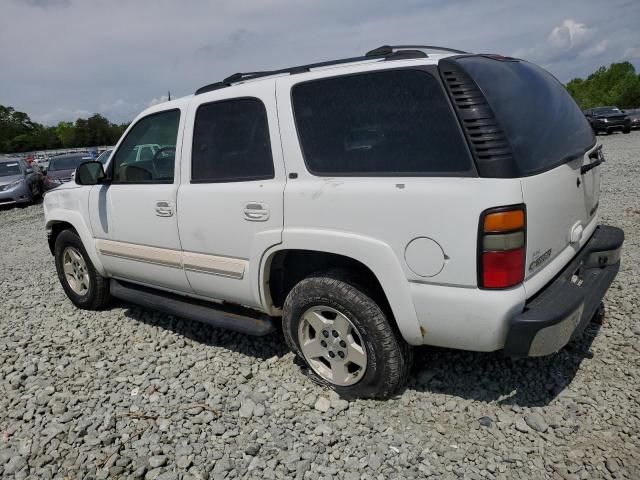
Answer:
[1, 132, 639, 480]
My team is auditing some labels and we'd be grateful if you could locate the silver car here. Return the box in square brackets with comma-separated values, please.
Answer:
[0, 158, 42, 206]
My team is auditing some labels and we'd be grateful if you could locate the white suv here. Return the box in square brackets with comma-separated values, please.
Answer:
[44, 46, 624, 399]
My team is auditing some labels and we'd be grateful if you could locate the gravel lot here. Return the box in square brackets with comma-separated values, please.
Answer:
[1, 132, 639, 480]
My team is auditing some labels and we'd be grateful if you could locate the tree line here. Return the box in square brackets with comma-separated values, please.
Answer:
[0, 106, 129, 153]
[566, 61, 640, 110]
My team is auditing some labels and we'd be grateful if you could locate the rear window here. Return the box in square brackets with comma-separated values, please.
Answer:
[292, 69, 473, 176]
[192, 98, 274, 183]
[456, 57, 595, 175]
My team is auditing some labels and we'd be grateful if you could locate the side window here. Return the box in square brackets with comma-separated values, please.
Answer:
[111, 109, 180, 184]
[291, 69, 473, 176]
[191, 98, 274, 183]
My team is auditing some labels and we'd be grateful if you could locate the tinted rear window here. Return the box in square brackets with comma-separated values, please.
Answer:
[192, 98, 274, 182]
[457, 57, 595, 175]
[292, 69, 473, 176]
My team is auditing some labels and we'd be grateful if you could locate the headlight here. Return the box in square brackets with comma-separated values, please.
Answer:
[0, 179, 23, 191]
[602, 118, 608, 123]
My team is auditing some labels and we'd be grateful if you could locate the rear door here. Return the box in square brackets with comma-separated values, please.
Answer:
[451, 56, 600, 294]
[176, 81, 285, 309]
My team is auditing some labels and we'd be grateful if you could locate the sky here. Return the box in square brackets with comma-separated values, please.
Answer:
[2, 0, 639, 125]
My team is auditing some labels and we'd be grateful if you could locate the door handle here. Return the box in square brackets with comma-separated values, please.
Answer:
[243, 202, 269, 221]
[155, 200, 174, 217]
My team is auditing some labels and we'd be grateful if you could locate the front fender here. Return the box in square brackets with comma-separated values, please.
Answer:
[44, 190, 106, 276]
[259, 228, 423, 345]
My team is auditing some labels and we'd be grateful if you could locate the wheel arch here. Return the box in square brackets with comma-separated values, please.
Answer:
[258, 230, 423, 345]
[45, 210, 106, 276]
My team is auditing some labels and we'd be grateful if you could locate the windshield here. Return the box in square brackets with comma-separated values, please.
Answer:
[0, 162, 22, 177]
[96, 150, 113, 164]
[593, 107, 622, 115]
[48, 155, 87, 171]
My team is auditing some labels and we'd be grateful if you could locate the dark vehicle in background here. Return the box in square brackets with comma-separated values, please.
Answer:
[584, 107, 631, 134]
[625, 108, 640, 129]
[43, 153, 92, 191]
[0, 158, 43, 206]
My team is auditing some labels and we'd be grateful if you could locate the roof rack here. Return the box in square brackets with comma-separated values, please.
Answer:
[195, 44, 467, 95]
[195, 54, 383, 95]
[365, 45, 469, 56]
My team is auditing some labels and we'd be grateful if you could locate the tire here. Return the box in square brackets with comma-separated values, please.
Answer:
[623, 126, 631, 134]
[282, 270, 412, 399]
[29, 182, 39, 202]
[591, 302, 606, 325]
[54, 229, 111, 310]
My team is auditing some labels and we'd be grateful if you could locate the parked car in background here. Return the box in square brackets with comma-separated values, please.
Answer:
[584, 106, 631, 134]
[625, 108, 640, 129]
[96, 149, 113, 165]
[0, 157, 43, 206]
[35, 154, 51, 171]
[43, 153, 93, 191]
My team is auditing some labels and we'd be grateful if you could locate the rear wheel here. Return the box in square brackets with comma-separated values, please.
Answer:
[54, 229, 111, 310]
[282, 271, 412, 399]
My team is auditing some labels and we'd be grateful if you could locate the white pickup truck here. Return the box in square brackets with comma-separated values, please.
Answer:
[44, 46, 624, 398]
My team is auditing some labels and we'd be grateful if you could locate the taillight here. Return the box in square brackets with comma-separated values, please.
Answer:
[478, 205, 526, 289]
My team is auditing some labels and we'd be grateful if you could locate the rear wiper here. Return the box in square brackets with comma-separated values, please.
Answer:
[581, 145, 605, 174]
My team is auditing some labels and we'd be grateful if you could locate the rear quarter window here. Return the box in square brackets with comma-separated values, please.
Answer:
[291, 69, 473, 176]
[456, 57, 595, 176]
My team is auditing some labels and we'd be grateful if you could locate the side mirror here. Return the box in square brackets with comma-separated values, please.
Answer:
[76, 161, 107, 185]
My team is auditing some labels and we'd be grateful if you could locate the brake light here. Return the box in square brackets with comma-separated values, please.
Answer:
[479, 205, 526, 289]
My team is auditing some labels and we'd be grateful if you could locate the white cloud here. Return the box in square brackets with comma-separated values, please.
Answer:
[623, 46, 640, 59]
[32, 107, 92, 124]
[548, 19, 591, 50]
[579, 39, 608, 58]
[147, 96, 170, 108]
[511, 15, 635, 80]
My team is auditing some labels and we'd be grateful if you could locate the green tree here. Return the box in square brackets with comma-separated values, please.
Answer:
[1, 104, 129, 153]
[567, 62, 640, 109]
[55, 121, 75, 147]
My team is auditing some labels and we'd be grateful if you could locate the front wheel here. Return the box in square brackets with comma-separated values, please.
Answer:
[282, 271, 412, 399]
[54, 229, 111, 310]
[623, 126, 631, 134]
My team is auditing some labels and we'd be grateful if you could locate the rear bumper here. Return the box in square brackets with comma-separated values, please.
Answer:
[504, 225, 623, 357]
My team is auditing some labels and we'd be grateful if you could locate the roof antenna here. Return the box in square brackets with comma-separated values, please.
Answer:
[167, 90, 171, 101]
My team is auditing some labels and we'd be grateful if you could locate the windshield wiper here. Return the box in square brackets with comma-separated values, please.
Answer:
[581, 145, 605, 174]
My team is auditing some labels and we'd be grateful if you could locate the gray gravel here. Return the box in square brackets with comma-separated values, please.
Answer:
[1, 131, 639, 479]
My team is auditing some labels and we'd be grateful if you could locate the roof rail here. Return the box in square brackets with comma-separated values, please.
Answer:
[194, 45, 464, 95]
[365, 45, 469, 57]
[195, 54, 386, 95]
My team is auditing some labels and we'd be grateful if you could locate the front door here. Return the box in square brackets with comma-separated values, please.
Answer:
[88, 107, 191, 292]
[177, 82, 285, 309]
